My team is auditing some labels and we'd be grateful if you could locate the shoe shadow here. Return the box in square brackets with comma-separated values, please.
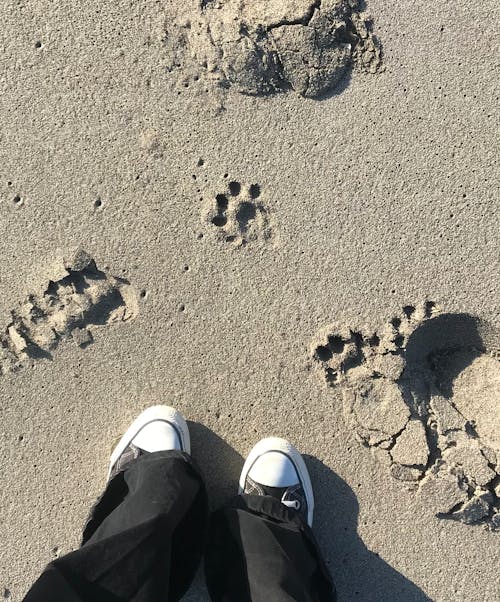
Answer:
[183, 422, 245, 602]
[187, 421, 244, 510]
[306, 456, 433, 602]
[185, 424, 432, 601]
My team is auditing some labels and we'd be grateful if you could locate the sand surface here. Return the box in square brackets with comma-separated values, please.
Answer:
[1, 0, 499, 600]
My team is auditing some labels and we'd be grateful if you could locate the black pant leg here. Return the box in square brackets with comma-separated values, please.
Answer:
[23, 451, 208, 602]
[205, 494, 336, 602]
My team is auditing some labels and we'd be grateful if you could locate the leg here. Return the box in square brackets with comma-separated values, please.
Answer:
[24, 406, 208, 602]
[205, 438, 336, 602]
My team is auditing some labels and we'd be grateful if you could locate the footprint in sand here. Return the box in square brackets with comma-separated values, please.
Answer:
[0, 248, 139, 375]
[164, 0, 383, 99]
[202, 180, 276, 247]
[311, 302, 500, 529]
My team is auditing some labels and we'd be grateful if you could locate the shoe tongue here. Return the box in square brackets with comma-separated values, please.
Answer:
[260, 483, 307, 519]
[259, 484, 289, 499]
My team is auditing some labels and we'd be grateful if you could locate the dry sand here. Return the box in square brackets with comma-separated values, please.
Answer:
[0, 0, 499, 600]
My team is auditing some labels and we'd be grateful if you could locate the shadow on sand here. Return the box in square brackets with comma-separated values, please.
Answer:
[403, 312, 490, 401]
[186, 422, 432, 601]
[188, 421, 244, 510]
[307, 456, 433, 601]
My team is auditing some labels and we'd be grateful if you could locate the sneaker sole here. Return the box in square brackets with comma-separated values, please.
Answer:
[107, 405, 190, 479]
[239, 436, 314, 526]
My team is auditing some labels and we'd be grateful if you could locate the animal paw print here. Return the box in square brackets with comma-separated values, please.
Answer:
[312, 301, 439, 386]
[311, 302, 500, 528]
[203, 180, 275, 246]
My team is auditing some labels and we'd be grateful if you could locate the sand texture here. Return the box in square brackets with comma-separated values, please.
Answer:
[0, 0, 499, 600]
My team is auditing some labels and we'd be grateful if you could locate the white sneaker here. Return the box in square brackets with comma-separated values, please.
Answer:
[239, 437, 314, 526]
[108, 405, 190, 479]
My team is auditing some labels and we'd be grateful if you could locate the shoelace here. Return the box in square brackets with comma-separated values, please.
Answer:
[281, 497, 300, 510]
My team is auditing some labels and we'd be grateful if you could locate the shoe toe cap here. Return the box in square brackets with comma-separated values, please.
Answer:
[132, 421, 182, 453]
[248, 451, 299, 488]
